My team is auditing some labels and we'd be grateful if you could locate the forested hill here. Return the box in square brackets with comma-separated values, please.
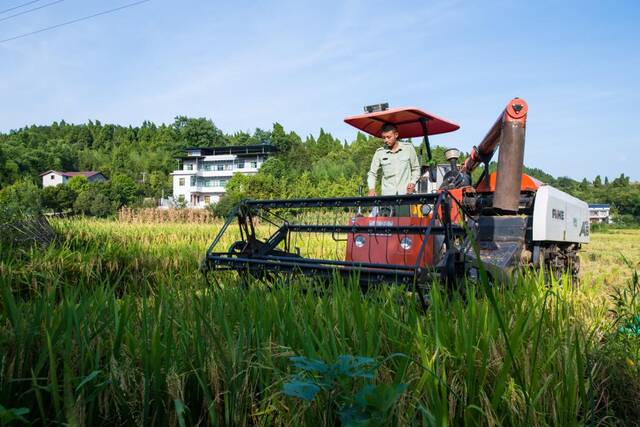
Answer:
[0, 117, 638, 222]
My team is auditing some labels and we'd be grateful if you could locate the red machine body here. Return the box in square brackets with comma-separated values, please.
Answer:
[346, 216, 434, 267]
[344, 191, 464, 268]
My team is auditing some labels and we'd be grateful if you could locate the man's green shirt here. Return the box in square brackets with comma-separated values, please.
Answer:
[367, 142, 421, 195]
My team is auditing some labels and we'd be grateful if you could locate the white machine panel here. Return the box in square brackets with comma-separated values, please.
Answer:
[425, 164, 450, 193]
[532, 185, 590, 243]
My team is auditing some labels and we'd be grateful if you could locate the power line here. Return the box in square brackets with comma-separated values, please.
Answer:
[0, 0, 151, 44]
[0, 0, 42, 15]
[0, 0, 63, 23]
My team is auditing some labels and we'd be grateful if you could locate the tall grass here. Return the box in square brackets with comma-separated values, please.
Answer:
[1, 220, 638, 425]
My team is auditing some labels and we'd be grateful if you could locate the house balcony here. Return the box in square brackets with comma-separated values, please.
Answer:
[173, 167, 260, 177]
[196, 168, 259, 177]
[197, 170, 234, 177]
[190, 186, 227, 193]
[171, 170, 197, 176]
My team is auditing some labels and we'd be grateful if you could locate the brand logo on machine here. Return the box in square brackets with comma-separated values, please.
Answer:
[368, 220, 393, 227]
[552, 209, 565, 220]
[579, 221, 590, 237]
[368, 220, 393, 236]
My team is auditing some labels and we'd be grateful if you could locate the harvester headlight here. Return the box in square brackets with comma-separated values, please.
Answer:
[400, 237, 412, 250]
[355, 235, 366, 248]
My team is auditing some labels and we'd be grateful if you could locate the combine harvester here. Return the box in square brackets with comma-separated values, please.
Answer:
[202, 98, 590, 297]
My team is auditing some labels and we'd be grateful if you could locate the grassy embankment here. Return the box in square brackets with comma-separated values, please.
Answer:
[1, 219, 639, 426]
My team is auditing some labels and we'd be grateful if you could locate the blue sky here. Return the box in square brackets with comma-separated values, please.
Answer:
[1, 0, 638, 180]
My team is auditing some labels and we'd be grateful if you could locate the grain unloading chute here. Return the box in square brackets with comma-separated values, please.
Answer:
[202, 98, 590, 291]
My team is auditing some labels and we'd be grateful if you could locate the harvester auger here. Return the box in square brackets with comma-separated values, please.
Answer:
[202, 98, 590, 294]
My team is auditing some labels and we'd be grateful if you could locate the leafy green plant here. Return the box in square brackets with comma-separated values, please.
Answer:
[283, 355, 407, 426]
[0, 404, 29, 425]
[592, 265, 640, 422]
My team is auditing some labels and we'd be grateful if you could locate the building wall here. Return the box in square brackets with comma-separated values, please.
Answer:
[589, 208, 611, 224]
[172, 173, 195, 205]
[42, 172, 106, 188]
[171, 153, 266, 208]
[42, 173, 65, 188]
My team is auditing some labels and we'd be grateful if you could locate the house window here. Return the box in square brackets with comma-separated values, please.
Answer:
[251, 161, 258, 168]
[204, 196, 211, 204]
[185, 163, 194, 170]
[220, 179, 228, 188]
[50, 175, 55, 180]
[190, 176, 197, 187]
[212, 179, 220, 187]
[236, 161, 245, 169]
[224, 163, 233, 171]
[217, 164, 224, 171]
[178, 178, 185, 186]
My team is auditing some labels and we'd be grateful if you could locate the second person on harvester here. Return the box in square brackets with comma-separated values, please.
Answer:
[367, 123, 421, 196]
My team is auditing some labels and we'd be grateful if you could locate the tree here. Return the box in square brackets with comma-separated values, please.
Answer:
[77, 126, 94, 148]
[258, 158, 287, 180]
[41, 186, 62, 212]
[73, 189, 93, 215]
[56, 185, 77, 211]
[1, 160, 20, 188]
[0, 179, 42, 221]
[73, 187, 114, 217]
[172, 116, 226, 147]
[271, 123, 304, 169]
[612, 173, 630, 187]
[109, 174, 138, 208]
[0, 145, 8, 188]
[210, 192, 244, 218]
[89, 192, 114, 217]
[67, 176, 90, 194]
[579, 178, 589, 191]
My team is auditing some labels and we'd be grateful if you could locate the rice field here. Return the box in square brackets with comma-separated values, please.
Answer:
[1, 219, 639, 426]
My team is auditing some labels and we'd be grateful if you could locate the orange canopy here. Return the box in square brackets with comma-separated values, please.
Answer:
[344, 107, 460, 138]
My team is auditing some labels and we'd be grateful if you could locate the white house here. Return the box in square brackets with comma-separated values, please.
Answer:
[588, 204, 611, 224]
[171, 144, 276, 208]
[40, 170, 107, 188]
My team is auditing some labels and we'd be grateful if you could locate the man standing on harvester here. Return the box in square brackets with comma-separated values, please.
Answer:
[367, 123, 421, 196]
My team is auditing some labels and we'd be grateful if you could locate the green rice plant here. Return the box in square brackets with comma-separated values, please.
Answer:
[0, 219, 638, 425]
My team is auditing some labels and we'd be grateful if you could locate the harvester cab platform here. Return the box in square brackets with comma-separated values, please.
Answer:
[203, 98, 590, 293]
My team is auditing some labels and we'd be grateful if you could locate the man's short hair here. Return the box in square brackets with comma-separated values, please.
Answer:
[380, 123, 398, 133]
